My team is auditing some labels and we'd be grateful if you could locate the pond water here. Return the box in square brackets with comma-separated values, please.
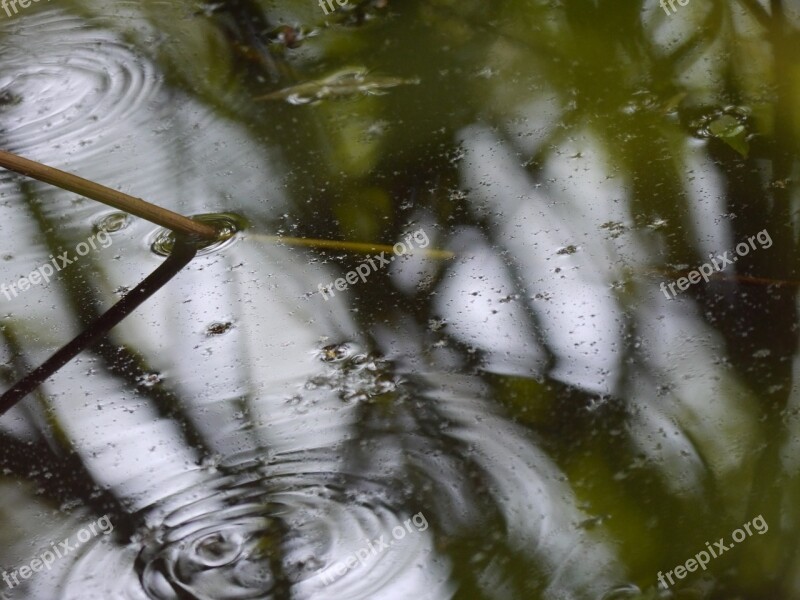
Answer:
[1, 1, 799, 599]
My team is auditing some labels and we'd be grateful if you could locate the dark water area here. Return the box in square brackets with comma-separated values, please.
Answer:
[0, 0, 799, 598]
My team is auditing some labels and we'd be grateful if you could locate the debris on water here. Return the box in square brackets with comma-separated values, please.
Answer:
[577, 514, 609, 529]
[137, 372, 163, 388]
[428, 318, 447, 331]
[206, 322, 234, 336]
[646, 217, 668, 231]
[600, 221, 627, 239]
[266, 25, 316, 50]
[254, 68, 420, 105]
[320, 343, 352, 362]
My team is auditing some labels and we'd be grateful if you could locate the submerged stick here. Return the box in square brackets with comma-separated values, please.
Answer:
[0, 149, 218, 241]
[251, 233, 455, 259]
[0, 241, 198, 415]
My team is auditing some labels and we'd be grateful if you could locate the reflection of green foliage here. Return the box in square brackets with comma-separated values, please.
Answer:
[334, 187, 391, 241]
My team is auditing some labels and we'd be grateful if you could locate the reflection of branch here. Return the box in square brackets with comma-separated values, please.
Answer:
[736, 0, 773, 30]
[0, 242, 197, 416]
[645, 267, 800, 287]
[660, 1, 725, 68]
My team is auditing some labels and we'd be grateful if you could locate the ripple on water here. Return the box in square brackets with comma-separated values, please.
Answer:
[93, 211, 132, 234]
[36, 349, 616, 599]
[148, 213, 247, 257]
[55, 458, 440, 599]
[53, 350, 447, 599]
[0, 13, 162, 163]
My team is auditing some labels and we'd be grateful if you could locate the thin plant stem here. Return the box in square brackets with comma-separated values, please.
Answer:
[250, 233, 455, 259]
[0, 149, 218, 241]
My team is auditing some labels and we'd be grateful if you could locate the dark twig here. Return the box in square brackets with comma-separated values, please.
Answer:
[0, 241, 197, 415]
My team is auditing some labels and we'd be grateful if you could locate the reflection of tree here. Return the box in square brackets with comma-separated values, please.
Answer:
[0, 0, 798, 597]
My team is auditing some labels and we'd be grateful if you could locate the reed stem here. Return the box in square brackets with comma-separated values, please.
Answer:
[0, 149, 218, 240]
[251, 233, 455, 259]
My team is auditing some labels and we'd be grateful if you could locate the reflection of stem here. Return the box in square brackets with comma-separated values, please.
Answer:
[736, 0, 772, 30]
[248, 233, 455, 259]
[645, 268, 800, 287]
[0, 242, 197, 416]
[0, 149, 218, 241]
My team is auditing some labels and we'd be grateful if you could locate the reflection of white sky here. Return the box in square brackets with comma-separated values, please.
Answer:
[453, 114, 765, 507]
[436, 227, 547, 376]
[454, 125, 626, 393]
[681, 143, 732, 260]
[630, 298, 760, 501]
